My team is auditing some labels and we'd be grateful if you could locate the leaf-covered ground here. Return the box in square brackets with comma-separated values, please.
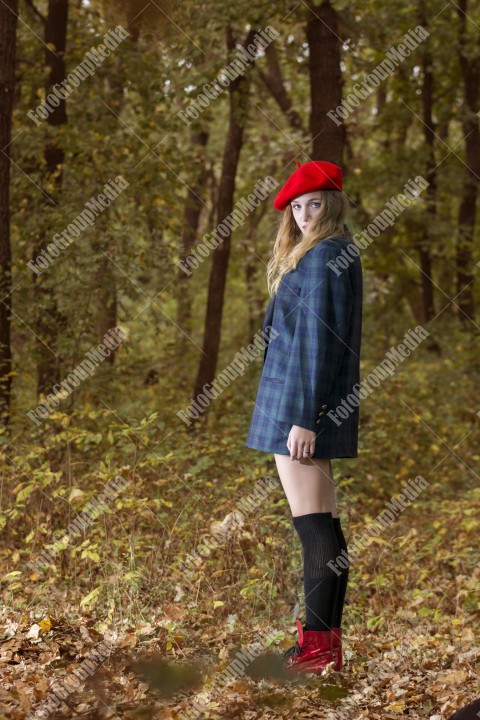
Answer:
[0, 319, 479, 718]
[1, 483, 479, 719]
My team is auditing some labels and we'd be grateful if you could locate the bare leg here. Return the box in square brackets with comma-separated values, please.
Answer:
[274, 454, 338, 518]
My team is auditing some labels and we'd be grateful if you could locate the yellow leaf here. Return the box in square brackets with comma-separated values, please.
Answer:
[68, 488, 84, 503]
[39, 617, 52, 633]
[386, 701, 406, 712]
[16, 484, 35, 503]
[368, 536, 390, 545]
[2, 571, 22, 581]
[438, 669, 468, 685]
[213, 601, 224, 609]
[80, 586, 102, 608]
[123, 571, 142, 580]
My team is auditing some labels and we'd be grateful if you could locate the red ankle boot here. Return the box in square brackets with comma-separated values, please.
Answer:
[283, 620, 335, 674]
[331, 627, 342, 670]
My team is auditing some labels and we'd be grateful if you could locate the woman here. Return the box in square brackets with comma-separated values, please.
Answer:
[245, 160, 363, 674]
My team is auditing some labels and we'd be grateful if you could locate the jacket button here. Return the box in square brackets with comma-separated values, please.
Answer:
[316, 419, 321, 424]
[322, 404, 327, 409]
[318, 411, 325, 417]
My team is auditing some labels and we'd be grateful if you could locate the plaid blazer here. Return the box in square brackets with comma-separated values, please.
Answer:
[245, 235, 363, 458]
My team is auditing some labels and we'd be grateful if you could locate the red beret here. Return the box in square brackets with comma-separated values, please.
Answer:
[273, 160, 343, 211]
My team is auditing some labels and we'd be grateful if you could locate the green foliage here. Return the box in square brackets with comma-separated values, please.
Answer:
[1, 1, 479, 715]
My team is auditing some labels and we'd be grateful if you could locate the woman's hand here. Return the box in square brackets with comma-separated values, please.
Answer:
[287, 425, 316, 460]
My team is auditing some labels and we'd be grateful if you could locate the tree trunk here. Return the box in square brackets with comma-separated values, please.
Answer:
[90, 43, 132, 359]
[244, 200, 269, 343]
[455, 0, 479, 326]
[177, 128, 209, 336]
[0, 0, 18, 427]
[192, 28, 257, 424]
[415, 5, 436, 323]
[33, 0, 69, 397]
[306, 0, 345, 163]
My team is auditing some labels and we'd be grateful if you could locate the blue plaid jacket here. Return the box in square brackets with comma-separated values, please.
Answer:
[245, 235, 363, 458]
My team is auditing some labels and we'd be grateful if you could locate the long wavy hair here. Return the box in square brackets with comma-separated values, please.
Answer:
[266, 190, 351, 296]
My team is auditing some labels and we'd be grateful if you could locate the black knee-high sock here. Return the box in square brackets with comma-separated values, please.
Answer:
[292, 512, 341, 631]
[332, 516, 349, 628]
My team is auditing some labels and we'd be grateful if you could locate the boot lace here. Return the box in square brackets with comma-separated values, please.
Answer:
[283, 638, 306, 661]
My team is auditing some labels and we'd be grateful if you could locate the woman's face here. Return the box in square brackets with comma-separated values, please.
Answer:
[290, 192, 323, 234]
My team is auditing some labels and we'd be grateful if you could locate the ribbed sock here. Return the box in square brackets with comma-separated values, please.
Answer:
[292, 512, 341, 631]
[332, 516, 349, 628]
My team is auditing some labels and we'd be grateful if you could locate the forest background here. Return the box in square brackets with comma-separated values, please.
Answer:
[0, 0, 479, 717]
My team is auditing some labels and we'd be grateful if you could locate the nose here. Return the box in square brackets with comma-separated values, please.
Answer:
[302, 207, 310, 222]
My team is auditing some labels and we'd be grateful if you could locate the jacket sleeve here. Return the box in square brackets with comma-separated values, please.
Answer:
[275, 241, 353, 432]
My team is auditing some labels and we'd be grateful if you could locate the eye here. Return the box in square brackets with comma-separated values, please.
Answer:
[311, 201, 321, 208]
[291, 203, 301, 210]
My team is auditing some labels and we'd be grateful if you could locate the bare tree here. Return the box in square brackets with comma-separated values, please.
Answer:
[32, 0, 69, 396]
[455, 0, 479, 325]
[177, 128, 209, 337]
[306, 0, 345, 163]
[192, 27, 258, 423]
[0, 0, 18, 426]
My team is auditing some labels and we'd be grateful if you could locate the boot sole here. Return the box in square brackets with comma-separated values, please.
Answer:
[284, 655, 335, 674]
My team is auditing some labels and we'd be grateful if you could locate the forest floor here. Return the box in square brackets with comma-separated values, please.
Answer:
[1, 330, 479, 719]
[1, 468, 479, 719]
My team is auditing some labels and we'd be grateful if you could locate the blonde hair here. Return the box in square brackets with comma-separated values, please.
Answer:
[266, 190, 351, 296]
